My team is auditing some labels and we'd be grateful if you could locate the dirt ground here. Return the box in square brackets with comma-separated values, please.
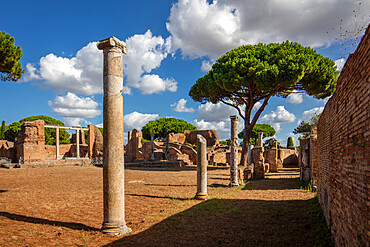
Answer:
[0, 165, 315, 246]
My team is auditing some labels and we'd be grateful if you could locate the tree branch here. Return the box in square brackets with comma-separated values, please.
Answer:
[220, 99, 245, 120]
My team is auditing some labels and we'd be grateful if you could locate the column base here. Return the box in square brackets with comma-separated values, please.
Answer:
[101, 222, 132, 236]
[194, 192, 208, 200]
[229, 182, 240, 187]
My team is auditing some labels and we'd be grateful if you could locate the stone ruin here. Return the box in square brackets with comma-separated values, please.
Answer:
[0, 120, 103, 165]
[247, 132, 299, 179]
[124, 129, 241, 167]
[124, 126, 299, 179]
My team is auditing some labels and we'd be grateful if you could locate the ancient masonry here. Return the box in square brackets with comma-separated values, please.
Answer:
[229, 115, 239, 186]
[195, 135, 208, 200]
[97, 36, 131, 235]
[313, 25, 369, 246]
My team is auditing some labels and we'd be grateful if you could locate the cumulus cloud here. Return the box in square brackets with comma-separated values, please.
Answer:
[124, 30, 177, 94]
[48, 92, 101, 126]
[138, 74, 177, 95]
[286, 90, 303, 104]
[200, 60, 214, 72]
[302, 107, 324, 121]
[167, 0, 369, 59]
[171, 98, 195, 113]
[194, 102, 245, 140]
[198, 102, 240, 122]
[260, 106, 296, 132]
[124, 111, 159, 132]
[24, 42, 103, 95]
[24, 31, 177, 96]
[335, 58, 346, 71]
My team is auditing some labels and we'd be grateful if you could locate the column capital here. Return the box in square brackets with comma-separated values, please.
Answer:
[230, 115, 238, 120]
[97, 36, 127, 54]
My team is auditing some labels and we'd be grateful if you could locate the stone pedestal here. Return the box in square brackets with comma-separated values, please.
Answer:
[252, 146, 265, 179]
[97, 36, 131, 235]
[229, 115, 239, 186]
[195, 135, 208, 200]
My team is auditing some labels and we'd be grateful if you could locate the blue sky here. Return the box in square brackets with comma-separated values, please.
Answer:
[1, 0, 369, 145]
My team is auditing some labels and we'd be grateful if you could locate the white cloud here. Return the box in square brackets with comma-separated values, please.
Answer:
[200, 60, 214, 72]
[194, 102, 246, 140]
[138, 74, 177, 95]
[335, 58, 346, 71]
[25, 42, 103, 95]
[286, 90, 303, 104]
[171, 98, 195, 113]
[260, 106, 296, 132]
[124, 111, 159, 132]
[252, 101, 262, 111]
[124, 30, 177, 94]
[302, 107, 324, 121]
[48, 92, 101, 126]
[167, 0, 369, 59]
[24, 31, 177, 96]
[198, 102, 240, 122]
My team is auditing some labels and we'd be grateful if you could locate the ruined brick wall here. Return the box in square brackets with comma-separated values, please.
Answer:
[316, 25, 369, 246]
[278, 149, 298, 165]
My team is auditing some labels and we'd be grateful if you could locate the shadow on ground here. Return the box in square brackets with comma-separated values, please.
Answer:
[104, 197, 313, 247]
[0, 212, 100, 232]
[242, 177, 300, 191]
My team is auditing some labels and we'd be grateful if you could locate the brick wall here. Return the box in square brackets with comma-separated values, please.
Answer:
[315, 25, 369, 246]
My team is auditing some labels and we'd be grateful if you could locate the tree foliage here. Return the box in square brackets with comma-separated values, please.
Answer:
[189, 41, 338, 165]
[141, 117, 197, 140]
[238, 123, 276, 144]
[293, 113, 322, 137]
[4, 115, 70, 144]
[287, 137, 294, 147]
[264, 138, 280, 150]
[0, 120, 5, 140]
[0, 31, 24, 82]
[293, 121, 311, 137]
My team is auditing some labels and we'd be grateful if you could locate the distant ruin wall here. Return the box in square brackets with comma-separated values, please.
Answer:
[315, 25, 369, 246]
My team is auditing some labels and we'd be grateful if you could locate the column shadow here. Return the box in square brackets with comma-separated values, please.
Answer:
[104, 198, 315, 247]
[0, 211, 100, 232]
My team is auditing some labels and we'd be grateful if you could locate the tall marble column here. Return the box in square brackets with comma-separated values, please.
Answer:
[56, 127, 60, 160]
[195, 135, 208, 200]
[76, 129, 80, 158]
[97, 36, 131, 235]
[150, 132, 155, 160]
[257, 132, 263, 147]
[165, 134, 169, 160]
[229, 115, 239, 186]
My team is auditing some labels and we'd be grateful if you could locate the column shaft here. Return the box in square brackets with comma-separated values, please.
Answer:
[195, 134, 208, 200]
[98, 37, 131, 235]
[56, 127, 60, 160]
[230, 115, 239, 186]
[76, 130, 80, 158]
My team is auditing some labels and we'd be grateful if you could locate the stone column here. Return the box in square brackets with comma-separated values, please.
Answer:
[257, 132, 263, 147]
[76, 129, 80, 158]
[150, 132, 155, 160]
[165, 134, 169, 160]
[229, 115, 239, 186]
[247, 144, 254, 166]
[56, 127, 60, 160]
[97, 36, 131, 235]
[195, 134, 208, 200]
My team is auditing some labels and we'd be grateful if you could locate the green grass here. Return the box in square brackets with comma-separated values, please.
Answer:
[306, 196, 335, 247]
